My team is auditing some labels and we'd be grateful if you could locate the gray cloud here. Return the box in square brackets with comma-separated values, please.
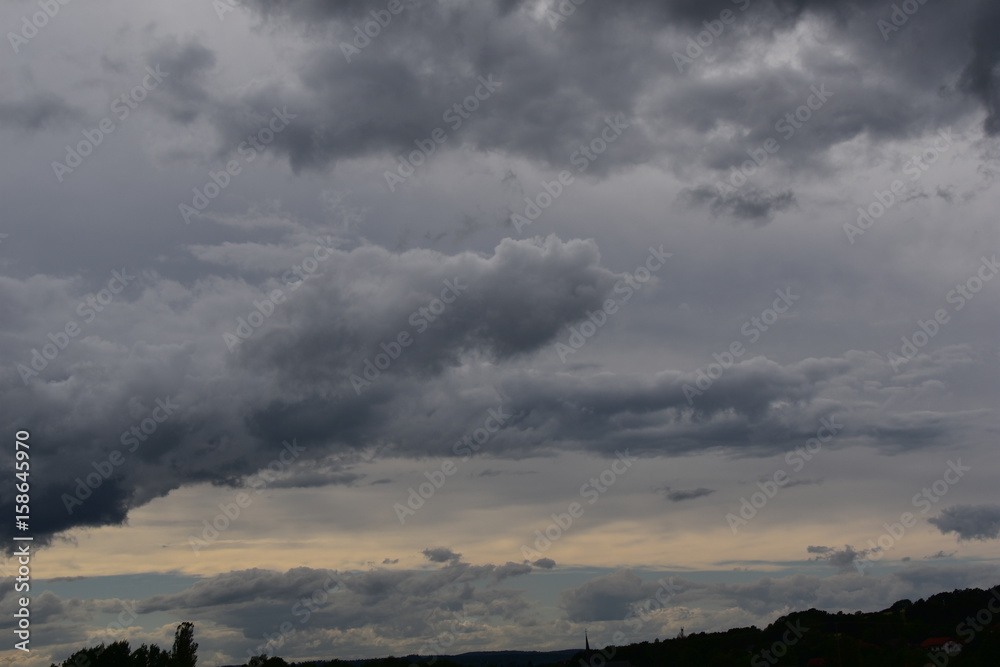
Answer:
[663, 486, 716, 502]
[807, 545, 881, 572]
[145, 39, 217, 125]
[681, 185, 797, 224]
[161, 0, 1000, 190]
[560, 569, 661, 622]
[559, 562, 1000, 625]
[129, 561, 533, 652]
[929, 505, 1000, 541]
[0, 93, 81, 131]
[423, 547, 462, 563]
[0, 261, 984, 547]
[784, 478, 824, 488]
[958, 0, 1000, 134]
[493, 562, 533, 582]
[1, 0, 999, 662]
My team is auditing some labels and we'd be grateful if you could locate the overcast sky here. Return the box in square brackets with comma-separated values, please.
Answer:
[1, 0, 999, 664]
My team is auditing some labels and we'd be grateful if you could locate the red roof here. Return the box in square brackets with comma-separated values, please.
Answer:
[920, 637, 955, 647]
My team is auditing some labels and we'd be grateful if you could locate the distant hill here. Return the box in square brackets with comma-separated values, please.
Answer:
[348, 649, 581, 667]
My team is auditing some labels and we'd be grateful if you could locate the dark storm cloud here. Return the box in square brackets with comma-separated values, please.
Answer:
[929, 505, 1000, 541]
[182, 0, 997, 189]
[0, 236, 626, 546]
[958, 0, 1000, 134]
[531, 558, 556, 569]
[663, 486, 716, 502]
[0, 239, 983, 548]
[236, 235, 622, 384]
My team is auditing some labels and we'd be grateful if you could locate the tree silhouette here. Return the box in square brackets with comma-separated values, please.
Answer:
[246, 655, 289, 667]
[132, 643, 170, 667]
[169, 623, 198, 667]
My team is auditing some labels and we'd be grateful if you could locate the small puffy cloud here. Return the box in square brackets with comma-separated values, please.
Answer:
[423, 547, 462, 563]
[663, 486, 715, 502]
[814, 545, 879, 573]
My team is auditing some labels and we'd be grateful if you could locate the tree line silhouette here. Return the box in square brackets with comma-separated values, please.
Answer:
[50, 622, 198, 667]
